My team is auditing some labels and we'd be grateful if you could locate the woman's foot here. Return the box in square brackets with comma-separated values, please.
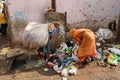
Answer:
[84, 56, 92, 63]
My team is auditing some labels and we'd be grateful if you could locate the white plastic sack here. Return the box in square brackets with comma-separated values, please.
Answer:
[108, 47, 120, 55]
[23, 22, 49, 51]
[71, 54, 78, 61]
[57, 42, 68, 52]
[61, 68, 68, 77]
[95, 28, 113, 40]
[72, 44, 79, 55]
[53, 64, 63, 72]
[68, 68, 77, 75]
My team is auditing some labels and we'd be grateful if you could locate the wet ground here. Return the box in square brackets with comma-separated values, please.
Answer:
[0, 35, 120, 80]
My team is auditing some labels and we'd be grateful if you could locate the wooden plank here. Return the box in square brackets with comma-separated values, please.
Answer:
[0, 58, 14, 74]
[117, 13, 120, 41]
[52, 0, 56, 12]
[6, 48, 26, 59]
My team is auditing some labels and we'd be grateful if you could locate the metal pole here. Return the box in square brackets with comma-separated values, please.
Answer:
[52, 0, 56, 12]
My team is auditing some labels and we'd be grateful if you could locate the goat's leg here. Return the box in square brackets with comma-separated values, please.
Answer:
[37, 48, 44, 59]
[44, 52, 47, 60]
[37, 48, 49, 60]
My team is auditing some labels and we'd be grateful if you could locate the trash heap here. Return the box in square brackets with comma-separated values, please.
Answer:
[46, 41, 96, 80]
[46, 41, 79, 79]
[45, 28, 120, 79]
[95, 28, 120, 67]
[96, 42, 120, 67]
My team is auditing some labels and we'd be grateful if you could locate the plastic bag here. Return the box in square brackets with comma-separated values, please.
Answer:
[72, 43, 79, 55]
[95, 28, 113, 40]
[107, 53, 119, 65]
[57, 42, 68, 53]
[108, 47, 120, 55]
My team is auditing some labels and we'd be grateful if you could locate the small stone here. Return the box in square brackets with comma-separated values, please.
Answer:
[44, 68, 49, 72]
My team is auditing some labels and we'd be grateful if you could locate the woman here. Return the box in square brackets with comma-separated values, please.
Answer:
[69, 28, 97, 63]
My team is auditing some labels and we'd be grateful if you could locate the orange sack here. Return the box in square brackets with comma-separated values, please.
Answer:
[70, 28, 97, 62]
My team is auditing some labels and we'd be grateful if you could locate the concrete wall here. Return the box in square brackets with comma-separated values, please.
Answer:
[7, 0, 51, 48]
[56, 0, 120, 28]
[7, 0, 120, 28]
[7, 0, 51, 23]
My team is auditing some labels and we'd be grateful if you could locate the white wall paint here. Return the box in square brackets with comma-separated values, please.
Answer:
[56, 0, 120, 26]
[7, 0, 120, 27]
[7, 0, 51, 23]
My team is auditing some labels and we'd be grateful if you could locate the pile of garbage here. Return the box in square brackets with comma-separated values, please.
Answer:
[46, 41, 79, 79]
[45, 28, 120, 79]
[45, 41, 95, 80]
[95, 28, 120, 67]
[96, 42, 120, 67]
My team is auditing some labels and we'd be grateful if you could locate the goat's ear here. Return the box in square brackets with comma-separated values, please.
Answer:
[54, 22, 60, 28]
[48, 24, 54, 31]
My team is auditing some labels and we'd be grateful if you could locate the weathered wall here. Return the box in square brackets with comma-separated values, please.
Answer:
[7, 0, 120, 28]
[7, 0, 66, 49]
[56, 0, 120, 29]
[7, 0, 51, 23]
[7, 0, 51, 48]
[7, 0, 120, 43]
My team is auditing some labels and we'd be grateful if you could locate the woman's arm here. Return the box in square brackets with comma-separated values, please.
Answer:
[74, 34, 81, 45]
[73, 31, 85, 45]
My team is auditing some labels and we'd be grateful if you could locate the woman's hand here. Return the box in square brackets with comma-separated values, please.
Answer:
[76, 40, 81, 45]
[76, 42, 80, 45]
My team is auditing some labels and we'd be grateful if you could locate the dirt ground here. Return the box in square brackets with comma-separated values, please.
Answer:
[0, 62, 120, 80]
[0, 35, 120, 80]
